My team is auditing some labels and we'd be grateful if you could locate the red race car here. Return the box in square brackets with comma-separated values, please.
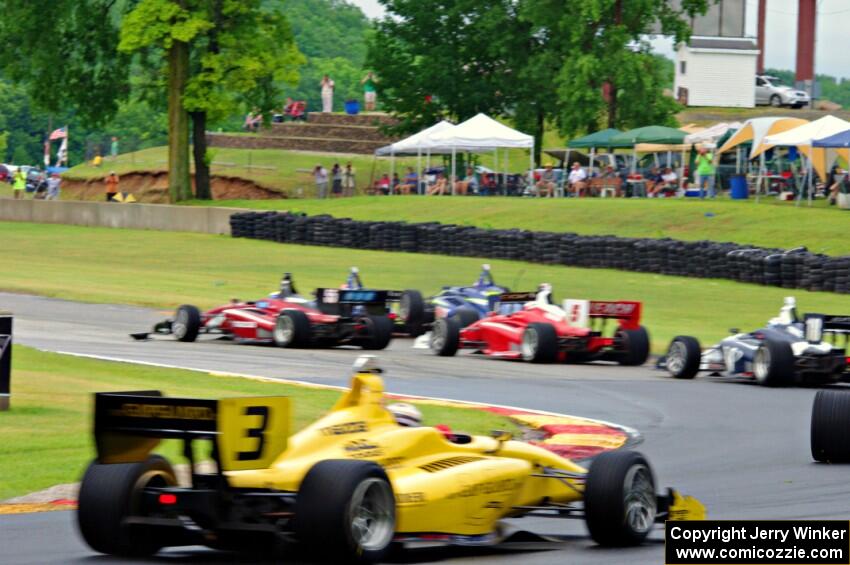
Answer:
[134, 274, 394, 350]
[429, 285, 650, 365]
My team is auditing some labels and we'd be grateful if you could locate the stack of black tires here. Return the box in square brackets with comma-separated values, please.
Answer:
[230, 211, 850, 295]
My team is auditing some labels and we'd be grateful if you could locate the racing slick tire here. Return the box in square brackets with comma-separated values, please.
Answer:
[615, 326, 651, 366]
[584, 450, 657, 547]
[453, 306, 480, 328]
[295, 460, 395, 564]
[811, 390, 850, 463]
[360, 315, 393, 350]
[274, 310, 312, 348]
[665, 336, 702, 379]
[172, 305, 201, 342]
[77, 455, 177, 557]
[753, 339, 795, 387]
[521, 323, 558, 363]
[431, 316, 460, 357]
[399, 290, 426, 336]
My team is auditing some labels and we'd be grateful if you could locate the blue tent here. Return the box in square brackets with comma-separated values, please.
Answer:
[813, 129, 850, 148]
[46, 166, 69, 174]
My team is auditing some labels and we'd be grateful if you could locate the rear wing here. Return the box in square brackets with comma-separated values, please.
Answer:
[804, 313, 850, 343]
[315, 288, 395, 316]
[94, 391, 290, 472]
[497, 291, 537, 304]
[563, 300, 642, 329]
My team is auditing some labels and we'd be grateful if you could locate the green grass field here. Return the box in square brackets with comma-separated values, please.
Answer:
[190, 196, 850, 256]
[0, 346, 516, 500]
[0, 222, 848, 353]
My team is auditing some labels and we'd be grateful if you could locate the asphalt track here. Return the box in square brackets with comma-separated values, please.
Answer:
[2, 292, 849, 565]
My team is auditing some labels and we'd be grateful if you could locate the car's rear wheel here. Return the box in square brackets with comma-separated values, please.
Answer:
[665, 336, 701, 379]
[431, 316, 460, 356]
[77, 455, 177, 556]
[584, 450, 657, 547]
[172, 305, 201, 342]
[811, 390, 850, 463]
[399, 290, 426, 336]
[521, 323, 558, 363]
[770, 94, 782, 107]
[295, 460, 395, 564]
[360, 315, 393, 350]
[615, 326, 650, 366]
[274, 310, 312, 348]
[753, 340, 795, 386]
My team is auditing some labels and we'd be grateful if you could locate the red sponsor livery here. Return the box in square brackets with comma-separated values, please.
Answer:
[430, 289, 649, 366]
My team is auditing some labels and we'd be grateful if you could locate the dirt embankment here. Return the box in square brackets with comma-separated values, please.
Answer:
[61, 171, 284, 203]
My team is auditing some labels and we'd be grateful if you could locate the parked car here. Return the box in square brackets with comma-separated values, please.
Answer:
[755, 75, 810, 108]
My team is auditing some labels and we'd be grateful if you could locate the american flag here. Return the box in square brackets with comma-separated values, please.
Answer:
[49, 127, 67, 140]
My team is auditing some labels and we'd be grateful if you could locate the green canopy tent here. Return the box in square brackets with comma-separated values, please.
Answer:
[558, 129, 627, 196]
[610, 126, 687, 173]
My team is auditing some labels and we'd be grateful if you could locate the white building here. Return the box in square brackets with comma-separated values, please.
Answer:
[674, 36, 759, 108]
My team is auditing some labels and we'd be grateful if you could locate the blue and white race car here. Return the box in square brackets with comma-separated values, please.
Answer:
[662, 297, 849, 386]
[398, 264, 509, 336]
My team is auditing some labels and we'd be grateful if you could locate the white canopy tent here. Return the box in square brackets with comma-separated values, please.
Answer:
[683, 122, 742, 145]
[761, 115, 850, 205]
[374, 121, 455, 194]
[428, 113, 535, 195]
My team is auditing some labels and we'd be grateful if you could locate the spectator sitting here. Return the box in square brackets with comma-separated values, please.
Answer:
[649, 167, 679, 197]
[244, 108, 262, 132]
[454, 167, 476, 195]
[599, 166, 622, 197]
[376, 173, 391, 195]
[567, 162, 588, 196]
[828, 170, 848, 205]
[391, 172, 400, 194]
[427, 172, 448, 195]
[398, 167, 418, 195]
[535, 164, 556, 197]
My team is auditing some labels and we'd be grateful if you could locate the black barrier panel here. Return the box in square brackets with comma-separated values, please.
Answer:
[0, 313, 11, 410]
[230, 211, 850, 295]
[666, 520, 850, 565]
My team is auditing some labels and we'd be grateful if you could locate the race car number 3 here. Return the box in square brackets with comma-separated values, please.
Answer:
[217, 397, 290, 472]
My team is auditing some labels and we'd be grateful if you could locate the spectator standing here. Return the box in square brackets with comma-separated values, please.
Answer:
[320, 75, 335, 113]
[695, 148, 716, 199]
[12, 168, 26, 200]
[391, 173, 400, 194]
[361, 72, 379, 111]
[567, 162, 588, 196]
[331, 163, 343, 197]
[46, 173, 61, 200]
[313, 165, 329, 198]
[342, 162, 356, 196]
[535, 164, 556, 197]
[105, 171, 120, 201]
[110, 136, 119, 158]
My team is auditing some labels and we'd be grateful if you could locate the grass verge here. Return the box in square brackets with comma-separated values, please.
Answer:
[189, 195, 850, 256]
[0, 346, 518, 500]
[0, 222, 848, 352]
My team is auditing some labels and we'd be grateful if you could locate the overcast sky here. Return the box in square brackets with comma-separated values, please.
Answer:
[350, 0, 850, 79]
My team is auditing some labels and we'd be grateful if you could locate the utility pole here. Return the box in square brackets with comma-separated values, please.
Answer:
[795, 0, 816, 107]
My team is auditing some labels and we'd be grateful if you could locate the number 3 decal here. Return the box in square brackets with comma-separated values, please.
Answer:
[237, 405, 269, 461]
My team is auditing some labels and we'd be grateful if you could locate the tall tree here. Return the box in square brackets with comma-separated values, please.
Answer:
[522, 0, 707, 136]
[184, 0, 302, 199]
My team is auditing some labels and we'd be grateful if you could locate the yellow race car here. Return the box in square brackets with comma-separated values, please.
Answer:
[77, 357, 704, 563]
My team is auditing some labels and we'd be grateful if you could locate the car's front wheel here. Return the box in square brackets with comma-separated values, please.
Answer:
[399, 290, 426, 336]
[770, 94, 783, 107]
[296, 460, 396, 564]
[77, 455, 177, 556]
[584, 450, 657, 547]
[431, 316, 460, 356]
[811, 390, 850, 463]
[665, 336, 701, 379]
[360, 315, 393, 350]
[274, 310, 312, 348]
[521, 322, 558, 363]
[615, 326, 650, 366]
[172, 305, 201, 342]
[753, 339, 794, 386]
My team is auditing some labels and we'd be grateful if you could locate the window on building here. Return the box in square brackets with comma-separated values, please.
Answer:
[680, 61, 686, 75]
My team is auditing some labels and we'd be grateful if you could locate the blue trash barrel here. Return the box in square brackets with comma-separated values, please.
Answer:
[730, 174, 748, 199]
[344, 100, 360, 115]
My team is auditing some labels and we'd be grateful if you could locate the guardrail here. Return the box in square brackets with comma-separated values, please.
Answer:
[0, 199, 236, 235]
[230, 211, 850, 295]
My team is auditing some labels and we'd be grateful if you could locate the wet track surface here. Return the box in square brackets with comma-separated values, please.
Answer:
[1, 292, 849, 564]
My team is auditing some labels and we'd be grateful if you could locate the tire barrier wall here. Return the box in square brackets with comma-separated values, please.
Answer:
[230, 211, 850, 295]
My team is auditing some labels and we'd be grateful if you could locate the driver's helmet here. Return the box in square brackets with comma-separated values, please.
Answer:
[278, 273, 297, 297]
[387, 402, 422, 427]
[535, 283, 554, 304]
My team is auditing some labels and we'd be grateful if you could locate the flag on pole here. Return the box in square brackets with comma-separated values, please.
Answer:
[43, 140, 51, 167]
[49, 127, 67, 140]
[55, 137, 68, 167]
